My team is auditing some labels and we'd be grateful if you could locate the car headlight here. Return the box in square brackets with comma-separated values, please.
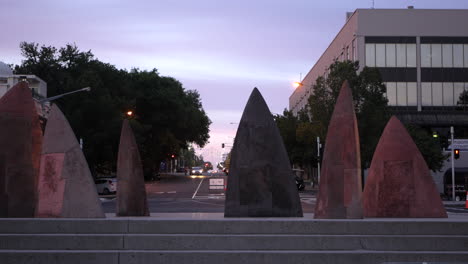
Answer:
[192, 170, 195, 173]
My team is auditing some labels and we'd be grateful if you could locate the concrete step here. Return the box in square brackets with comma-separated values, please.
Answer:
[1, 234, 468, 251]
[1, 218, 467, 235]
[0, 250, 468, 264]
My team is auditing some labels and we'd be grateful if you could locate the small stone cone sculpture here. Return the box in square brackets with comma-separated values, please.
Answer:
[314, 80, 363, 219]
[116, 119, 149, 216]
[36, 104, 105, 218]
[0, 82, 42, 217]
[225, 87, 303, 217]
[363, 116, 447, 218]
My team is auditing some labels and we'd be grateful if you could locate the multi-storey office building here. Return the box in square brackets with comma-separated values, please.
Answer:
[290, 8, 468, 123]
[289, 8, 468, 194]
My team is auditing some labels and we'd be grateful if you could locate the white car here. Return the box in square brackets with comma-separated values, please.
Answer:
[95, 178, 117, 195]
[190, 167, 203, 175]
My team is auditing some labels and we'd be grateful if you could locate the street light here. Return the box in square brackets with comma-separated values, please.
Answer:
[38, 87, 91, 104]
[293, 82, 303, 88]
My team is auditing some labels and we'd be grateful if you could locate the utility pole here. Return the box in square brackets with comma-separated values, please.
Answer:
[451, 126, 455, 201]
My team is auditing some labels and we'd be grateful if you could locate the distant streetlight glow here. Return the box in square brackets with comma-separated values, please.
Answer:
[126, 110, 133, 116]
[293, 82, 303, 88]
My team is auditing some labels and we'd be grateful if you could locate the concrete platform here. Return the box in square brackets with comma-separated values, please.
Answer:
[0, 213, 467, 264]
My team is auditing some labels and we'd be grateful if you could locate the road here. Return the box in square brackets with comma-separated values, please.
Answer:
[100, 172, 467, 214]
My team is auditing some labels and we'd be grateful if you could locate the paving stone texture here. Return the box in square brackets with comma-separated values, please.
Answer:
[116, 119, 149, 216]
[224, 88, 303, 217]
[36, 104, 104, 218]
[363, 116, 447, 218]
[314, 81, 363, 219]
[0, 82, 42, 217]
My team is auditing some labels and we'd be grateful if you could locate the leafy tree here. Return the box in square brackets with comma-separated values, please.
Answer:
[276, 60, 446, 176]
[13, 42, 211, 178]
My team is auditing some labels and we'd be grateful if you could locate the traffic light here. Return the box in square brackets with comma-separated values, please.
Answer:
[222, 143, 225, 148]
[171, 154, 175, 158]
[454, 149, 460, 159]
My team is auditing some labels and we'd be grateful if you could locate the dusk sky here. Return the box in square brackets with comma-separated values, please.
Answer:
[2, 0, 468, 164]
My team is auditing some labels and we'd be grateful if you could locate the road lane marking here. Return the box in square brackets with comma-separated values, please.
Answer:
[192, 178, 204, 199]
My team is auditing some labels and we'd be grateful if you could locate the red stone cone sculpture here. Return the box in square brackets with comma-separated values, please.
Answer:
[116, 119, 149, 216]
[363, 116, 447, 218]
[36, 104, 105, 218]
[314, 81, 363, 219]
[225, 88, 303, 217]
[0, 82, 42, 217]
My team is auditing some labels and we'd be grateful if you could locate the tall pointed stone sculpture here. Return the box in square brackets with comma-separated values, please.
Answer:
[0, 82, 42, 217]
[225, 88, 303, 217]
[314, 81, 362, 219]
[116, 119, 149, 216]
[363, 116, 447, 218]
[36, 104, 105, 218]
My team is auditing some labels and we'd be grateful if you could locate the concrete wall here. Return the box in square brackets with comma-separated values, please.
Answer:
[289, 11, 358, 114]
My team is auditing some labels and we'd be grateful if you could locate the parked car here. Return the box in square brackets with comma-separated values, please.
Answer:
[95, 178, 117, 195]
[190, 167, 203, 175]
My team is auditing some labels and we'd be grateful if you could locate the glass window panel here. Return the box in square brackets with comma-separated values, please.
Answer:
[386, 82, 397, 106]
[443, 82, 454, 106]
[453, 44, 463, 68]
[431, 44, 442, 67]
[376, 44, 386, 67]
[455, 83, 465, 106]
[365, 44, 375, 67]
[422, 83, 432, 106]
[397, 82, 407, 106]
[421, 44, 431, 67]
[346, 46, 350, 60]
[442, 44, 453, 68]
[386, 44, 396, 67]
[432, 82, 443, 106]
[465, 45, 468, 68]
[396, 44, 406, 67]
[407, 82, 417, 106]
[352, 39, 357, 61]
[406, 44, 416, 67]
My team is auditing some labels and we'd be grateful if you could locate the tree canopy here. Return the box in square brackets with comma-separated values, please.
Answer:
[14, 42, 211, 177]
[276, 60, 446, 175]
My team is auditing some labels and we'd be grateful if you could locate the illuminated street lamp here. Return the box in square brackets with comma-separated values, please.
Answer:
[293, 81, 303, 88]
[39, 87, 91, 104]
[126, 110, 133, 117]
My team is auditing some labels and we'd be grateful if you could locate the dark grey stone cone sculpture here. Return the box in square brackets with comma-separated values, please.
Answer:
[116, 119, 149, 216]
[224, 88, 303, 217]
[36, 104, 105, 218]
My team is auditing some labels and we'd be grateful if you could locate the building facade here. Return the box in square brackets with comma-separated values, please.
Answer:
[290, 8, 468, 124]
[289, 8, 468, 195]
[0, 61, 49, 118]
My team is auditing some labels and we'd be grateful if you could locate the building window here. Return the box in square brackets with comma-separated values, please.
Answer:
[396, 44, 406, 67]
[442, 44, 453, 68]
[453, 44, 463, 68]
[384, 82, 417, 106]
[386, 82, 397, 105]
[443, 82, 454, 106]
[465, 44, 468, 68]
[407, 82, 417, 106]
[386, 44, 396, 67]
[432, 82, 443, 106]
[406, 44, 416, 67]
[376, 44, 386, 67]
[422, 83, 432, 106]
[366, 44, 376, 67]
[352, 39, 357, 61]
[421, 44, 431, 67]
[431, 44, 442, 67]
[366, 43, 416, 68]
